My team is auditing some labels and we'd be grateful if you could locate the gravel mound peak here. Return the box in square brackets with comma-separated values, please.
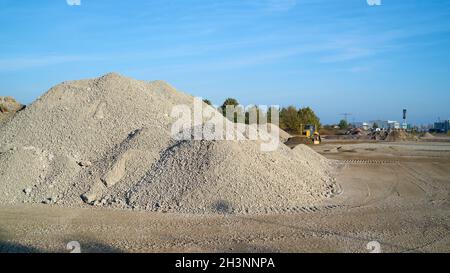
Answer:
[385, 130, 418, 142]
[421, 132, 435, 139]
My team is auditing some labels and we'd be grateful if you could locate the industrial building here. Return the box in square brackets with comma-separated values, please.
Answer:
[352, 120, 401, 130]
[433, 120, 450, 133]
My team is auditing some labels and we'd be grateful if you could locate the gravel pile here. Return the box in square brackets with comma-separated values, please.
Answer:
[231, 123, 291, 144]
[0, 73, 338, 214]
[0, 96, 24, 125]
[0, 96, 23, 113]
[268, 124, 291, 143]
[421, 132, 435, 139]
[127, 140, 337, 213]
[385, 130, 418, 142]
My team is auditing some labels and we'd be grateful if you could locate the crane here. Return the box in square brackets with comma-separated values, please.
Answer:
[340, 113, 352, 123]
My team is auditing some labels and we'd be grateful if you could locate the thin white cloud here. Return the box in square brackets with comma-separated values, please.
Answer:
[320, 47, 374, 63]
[0, 55, 86, 71]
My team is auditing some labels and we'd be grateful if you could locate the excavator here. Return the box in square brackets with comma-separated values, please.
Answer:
[285, 124, 321, 148]
[302, 124, 322, 145]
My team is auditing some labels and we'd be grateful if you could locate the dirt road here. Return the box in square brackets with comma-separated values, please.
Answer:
[1, 142, 449, 253]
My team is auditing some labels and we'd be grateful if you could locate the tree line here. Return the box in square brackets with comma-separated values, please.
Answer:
[203, 98, 321, 134]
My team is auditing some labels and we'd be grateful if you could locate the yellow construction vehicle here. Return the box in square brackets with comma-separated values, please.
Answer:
[285, 124, 321, 148]
[302, 124, 321, 145]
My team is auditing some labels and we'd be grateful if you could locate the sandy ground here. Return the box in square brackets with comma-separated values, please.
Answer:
[1, 141, 449, 253]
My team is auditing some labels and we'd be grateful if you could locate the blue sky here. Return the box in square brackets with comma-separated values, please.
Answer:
[0, 0, 449, 124]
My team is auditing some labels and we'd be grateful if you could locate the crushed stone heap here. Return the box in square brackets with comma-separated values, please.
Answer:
[0, 73, 338, 214]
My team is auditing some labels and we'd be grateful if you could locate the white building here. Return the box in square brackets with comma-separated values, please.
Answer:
[370, 120, 400, 130]
[352, 122, 370, 130]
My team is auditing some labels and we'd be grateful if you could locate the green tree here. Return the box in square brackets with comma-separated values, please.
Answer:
[280, 106, 301, 132]
[221, 98, 239, 112]
[339, 119, 349, 129]
[372, 122, 379, 129]
[221, 98, 242, 123]
[266, 106, 279, 124]
[202, 99, 212, 106]
[298, 107, 321, 128]
[245, 106, 261, 124]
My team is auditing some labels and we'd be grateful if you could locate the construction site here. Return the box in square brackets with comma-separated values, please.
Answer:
[0, 73, 449, 253]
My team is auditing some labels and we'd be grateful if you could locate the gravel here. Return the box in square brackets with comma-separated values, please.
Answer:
[0, 96, 24, 125]
[0, 73, 338, 214]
